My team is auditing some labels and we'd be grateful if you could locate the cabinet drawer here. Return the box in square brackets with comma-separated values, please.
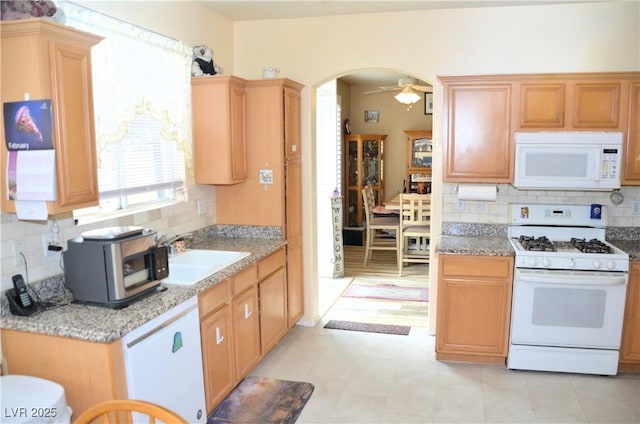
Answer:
[199, 279, 231, 318]
[440, 255, 513, 279]
[258, 249, 286, 281]
[233, 264, 257, 295]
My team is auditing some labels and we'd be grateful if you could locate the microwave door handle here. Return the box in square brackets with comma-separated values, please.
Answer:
[593, 148, 601, 181]
[518, 273, 627, 286]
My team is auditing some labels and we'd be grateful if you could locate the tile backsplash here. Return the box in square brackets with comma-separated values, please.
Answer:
[442, 184, 640, 227]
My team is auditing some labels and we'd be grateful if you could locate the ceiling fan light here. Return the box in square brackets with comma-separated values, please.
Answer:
[394, 90, 421, 105]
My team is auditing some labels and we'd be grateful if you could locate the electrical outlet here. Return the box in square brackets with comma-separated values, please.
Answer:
[13, 240, 25, 266]
[43, 234, 55, 258]
[475, 201, 485, 212]
[456, 199, 465, 211]
[633, 199, 640, 215]
[197, 199, 207, 216]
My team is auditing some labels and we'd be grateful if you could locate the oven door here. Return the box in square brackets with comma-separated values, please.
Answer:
[510, 268, 628, 349]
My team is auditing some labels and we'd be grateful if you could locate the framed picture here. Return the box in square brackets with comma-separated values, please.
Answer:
[424, 93, 433, 115]
[364, 110, 379, 123]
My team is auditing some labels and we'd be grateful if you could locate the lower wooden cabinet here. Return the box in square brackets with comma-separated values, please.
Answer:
[232, 285, 260, 380]
[258, 250, 288, 355]
[200, 304, 235, 410]
[0, 329, 126, 416]
[436, 254, 514, 364]
[619, 262, 640, 372]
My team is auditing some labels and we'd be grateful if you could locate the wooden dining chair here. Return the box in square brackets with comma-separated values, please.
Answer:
[73, 399, 189, 424]
[399, 193, 431, 276]
[361, 185, 401, 270]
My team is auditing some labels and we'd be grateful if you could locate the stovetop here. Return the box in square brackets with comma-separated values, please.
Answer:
[508, 204, 629, 272]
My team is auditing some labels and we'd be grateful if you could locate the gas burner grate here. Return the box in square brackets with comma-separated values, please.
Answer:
[570, 238, 613, 254]
[519, 235, 556, 252]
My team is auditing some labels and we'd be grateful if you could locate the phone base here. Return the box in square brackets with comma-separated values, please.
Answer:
[6, 288, 39, 316]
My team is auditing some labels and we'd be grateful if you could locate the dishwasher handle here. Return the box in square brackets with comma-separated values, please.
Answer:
[126, 304, 198, 349]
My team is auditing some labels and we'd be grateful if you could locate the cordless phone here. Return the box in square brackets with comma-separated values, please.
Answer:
[12, 274, 32, 308]
[6, 274, 38, 315]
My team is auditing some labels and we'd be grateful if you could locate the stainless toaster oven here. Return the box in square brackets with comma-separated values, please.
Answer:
[63, 226, 169, 308]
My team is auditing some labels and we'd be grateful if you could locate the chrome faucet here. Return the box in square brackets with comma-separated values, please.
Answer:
[157, 232, 193, 254]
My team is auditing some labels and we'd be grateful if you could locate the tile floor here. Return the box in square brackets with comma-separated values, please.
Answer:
[250, 323, 640, 423]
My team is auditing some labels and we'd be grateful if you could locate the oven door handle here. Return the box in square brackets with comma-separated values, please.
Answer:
[518, 273, 627, 286]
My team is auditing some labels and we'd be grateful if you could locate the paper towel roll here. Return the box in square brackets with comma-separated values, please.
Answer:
[457, 184, 497, 201]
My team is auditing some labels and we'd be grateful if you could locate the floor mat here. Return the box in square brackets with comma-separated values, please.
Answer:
[342, 281, 428, 302]
[324, 319, 411, 335]
[208, 376, 314, 424]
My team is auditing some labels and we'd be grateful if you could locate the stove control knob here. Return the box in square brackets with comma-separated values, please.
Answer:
[568, 258, 576, 268]
[542, 258, 551, 268]
[528, 257, 538, 267]
[593, 260, 601, 269]
[606, 261, 616, 270]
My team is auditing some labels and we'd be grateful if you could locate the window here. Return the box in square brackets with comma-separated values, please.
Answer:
[62, 3, 192, 222]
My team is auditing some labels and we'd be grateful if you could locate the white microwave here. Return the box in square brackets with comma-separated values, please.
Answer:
[513, 132, 623, 191]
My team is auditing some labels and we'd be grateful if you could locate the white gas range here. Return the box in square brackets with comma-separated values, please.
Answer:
[506, 204, 630, 376]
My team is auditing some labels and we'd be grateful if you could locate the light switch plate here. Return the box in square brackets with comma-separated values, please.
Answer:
[259, 169, 273, 184]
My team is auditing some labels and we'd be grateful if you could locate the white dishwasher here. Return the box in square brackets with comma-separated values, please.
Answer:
[122, 296, 206, 423]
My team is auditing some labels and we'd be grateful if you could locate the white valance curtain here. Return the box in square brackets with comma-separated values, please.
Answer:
[61, 2, 192, 206]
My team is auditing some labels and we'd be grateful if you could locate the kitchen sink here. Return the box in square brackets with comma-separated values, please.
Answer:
[161, 249, 251, 286]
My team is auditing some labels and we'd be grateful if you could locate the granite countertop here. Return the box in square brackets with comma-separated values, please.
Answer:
[436, 235, 514, 256]
[610, 240, 640, 262]
[0, 236, 286, 344]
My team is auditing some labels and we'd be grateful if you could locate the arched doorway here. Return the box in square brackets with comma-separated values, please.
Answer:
[314, 69, 435, 319]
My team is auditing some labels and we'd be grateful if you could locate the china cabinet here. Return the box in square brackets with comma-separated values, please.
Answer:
[344, 134, 387, 228]
[436, 254, 514, 364]
[404, 130, 432, 193]
[192, 75, 248, 184]
[0, 18, 103, 214]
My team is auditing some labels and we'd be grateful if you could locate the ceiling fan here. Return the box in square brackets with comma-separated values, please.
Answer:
[365, 77, 432, 110]
[364, 77, 432, 95]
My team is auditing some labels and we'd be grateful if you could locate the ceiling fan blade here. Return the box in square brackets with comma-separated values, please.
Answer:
[411, 85, 433, 93]
[364, 87, 402, 95]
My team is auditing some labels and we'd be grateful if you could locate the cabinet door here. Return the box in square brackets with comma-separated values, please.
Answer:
[259, 267, 287, 355]
[620, 263, 640, 368]
[287, 239, 304, 327]
[443, 84, 512, 182]
[232, 286, 260, 379]
[518, 83, 566, 128]
[572, 82, 621, 128]
[284, 86, 301, 160]
[436, 255, 513, 362]
[201, 305, 235, 412]
[192, 76, 247, 185]
[623, 82, 640, 184]
[0, 20, 101, 214]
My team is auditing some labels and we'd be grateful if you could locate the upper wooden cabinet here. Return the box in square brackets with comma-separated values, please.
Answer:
[515, 77, 629, 131]
[623, 81, 640, 184]
[440, 78, 512, 183]
[0, 18, 102, 214]
[192, 75, 248, 184]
